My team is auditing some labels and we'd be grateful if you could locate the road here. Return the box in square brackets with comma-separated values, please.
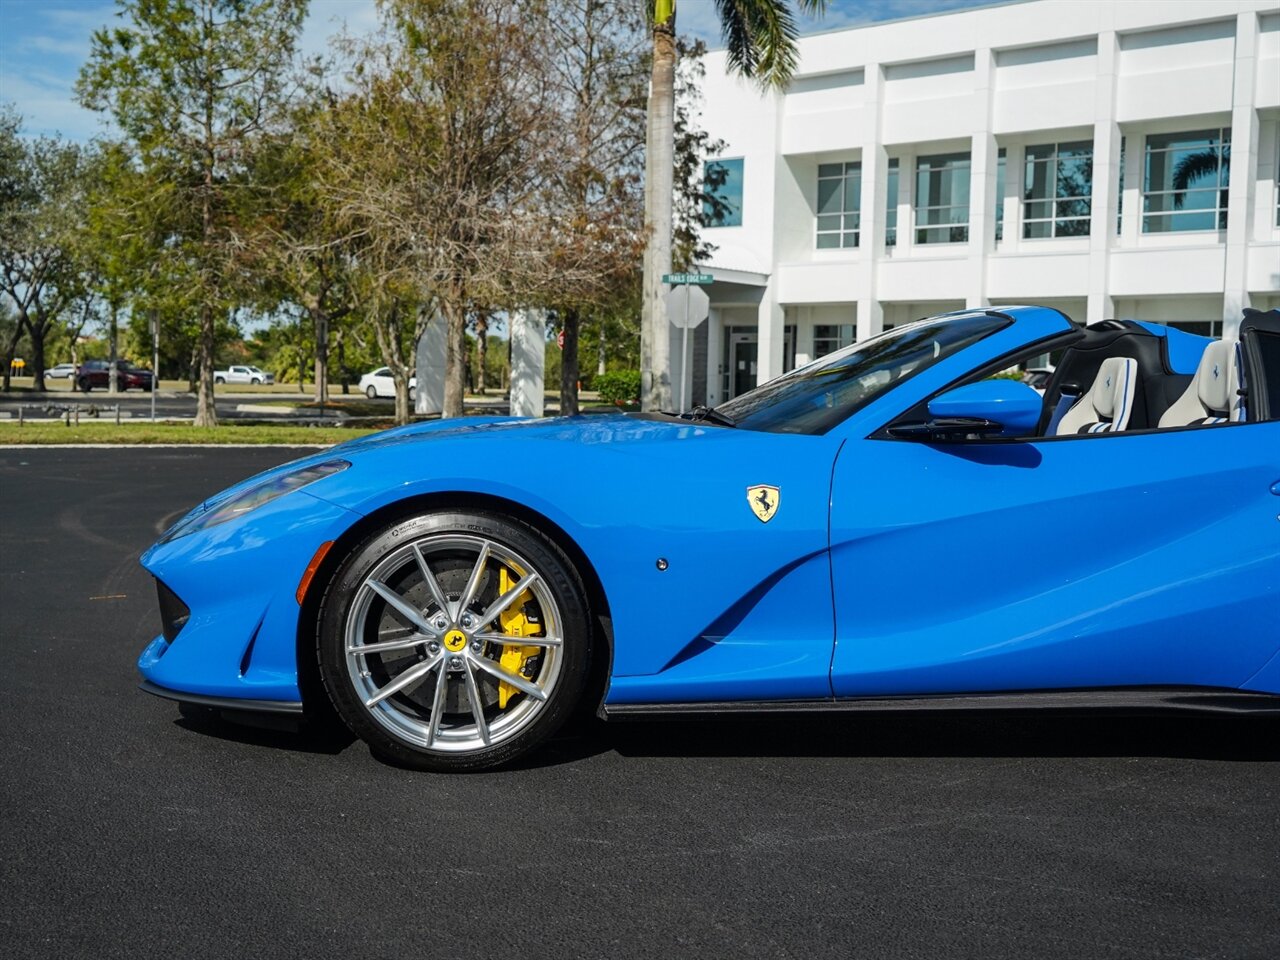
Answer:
[1, 448, 1278, 959]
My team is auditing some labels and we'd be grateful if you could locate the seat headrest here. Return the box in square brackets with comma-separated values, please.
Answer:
[1196, 341, 1234, 415]
[1092, 357, 1133, 420]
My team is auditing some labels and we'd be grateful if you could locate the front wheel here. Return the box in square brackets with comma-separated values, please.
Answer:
[316, 511, 592, 771]
[78, 378, 91, 393]
[251, 377, 260, 385]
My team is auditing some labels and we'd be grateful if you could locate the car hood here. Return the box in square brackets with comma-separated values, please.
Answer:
[183, 413, 724, 518]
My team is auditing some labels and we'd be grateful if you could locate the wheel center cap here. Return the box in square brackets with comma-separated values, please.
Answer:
[443, 628, 467, 652]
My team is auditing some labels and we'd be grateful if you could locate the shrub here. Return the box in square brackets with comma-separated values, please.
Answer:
[595, 369, 641, 405]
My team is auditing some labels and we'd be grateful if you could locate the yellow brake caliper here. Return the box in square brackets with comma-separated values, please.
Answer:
[496, 567, 542, 709]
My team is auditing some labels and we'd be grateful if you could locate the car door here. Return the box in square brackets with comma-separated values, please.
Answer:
[828, 423, 1280, 697]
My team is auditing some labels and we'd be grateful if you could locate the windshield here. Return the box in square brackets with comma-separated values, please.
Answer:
[716, 311, 1011, 434]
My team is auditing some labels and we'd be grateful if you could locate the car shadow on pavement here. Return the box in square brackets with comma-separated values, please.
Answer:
[173, 707, 358, 757]
[166, 708, 1280, 768]
[592, 713, 1280, 764]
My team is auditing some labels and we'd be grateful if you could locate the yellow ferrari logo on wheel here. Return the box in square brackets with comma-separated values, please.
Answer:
[747, 485, 780, 523]
[443, 629, 467, 652]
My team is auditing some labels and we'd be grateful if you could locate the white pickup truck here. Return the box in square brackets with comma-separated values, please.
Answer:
[213, 365, 274, 385]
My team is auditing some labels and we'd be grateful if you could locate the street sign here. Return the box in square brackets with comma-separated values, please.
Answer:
[663, 285, 709, 331]
[662, 272, 714, 285]
[663, 285, 711, 416]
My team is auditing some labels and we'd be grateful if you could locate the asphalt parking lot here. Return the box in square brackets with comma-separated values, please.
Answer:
[2, 447, 1278, 959]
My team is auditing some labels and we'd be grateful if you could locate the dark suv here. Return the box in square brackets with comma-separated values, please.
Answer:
[76, 360, 156, 392]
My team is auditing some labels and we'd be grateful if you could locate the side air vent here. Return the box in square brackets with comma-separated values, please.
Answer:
[156, 579, 191, 643]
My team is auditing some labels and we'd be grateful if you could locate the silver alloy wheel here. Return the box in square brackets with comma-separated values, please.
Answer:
[343, 533, 564, 753]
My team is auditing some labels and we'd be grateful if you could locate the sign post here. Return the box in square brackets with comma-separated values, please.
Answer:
[662, 274, 712, 413]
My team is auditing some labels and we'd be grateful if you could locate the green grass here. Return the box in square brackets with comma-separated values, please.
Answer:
[0, 420, 382, 445]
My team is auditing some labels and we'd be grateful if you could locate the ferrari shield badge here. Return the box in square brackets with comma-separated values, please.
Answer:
[747, 485, 780, 523]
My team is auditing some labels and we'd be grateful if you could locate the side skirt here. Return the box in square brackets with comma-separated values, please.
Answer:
[601, 687, 1280, 720]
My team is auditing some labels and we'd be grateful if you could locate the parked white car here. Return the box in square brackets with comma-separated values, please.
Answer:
[44, 363, 77, 379]
[214, 365, 274, 385]
[358, 367, 416, 400]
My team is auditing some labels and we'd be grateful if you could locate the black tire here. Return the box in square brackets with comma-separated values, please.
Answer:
[214, 376, 225, 385]
[365, 385, 377, 399]
[78, 378, 91, 393]
[251, 377, 261, 385]
[316, 510, 592, 772]
[409, 385, 417, 401]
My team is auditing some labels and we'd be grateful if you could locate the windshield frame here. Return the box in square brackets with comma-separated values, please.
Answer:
[715, 310, 1013, 435]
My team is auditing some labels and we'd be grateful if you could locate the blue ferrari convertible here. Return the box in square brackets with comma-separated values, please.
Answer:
[138, 305, 1280, 770]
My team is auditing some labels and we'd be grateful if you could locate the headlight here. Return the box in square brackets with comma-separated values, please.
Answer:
[159, 460, 350, 543]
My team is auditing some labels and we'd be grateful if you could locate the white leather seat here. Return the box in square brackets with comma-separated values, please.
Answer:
[1158, 340, 1242, 427]
[1055, 357, 1139, 435]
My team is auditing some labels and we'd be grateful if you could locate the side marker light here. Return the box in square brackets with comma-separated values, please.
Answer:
[297, 540, 336, 604]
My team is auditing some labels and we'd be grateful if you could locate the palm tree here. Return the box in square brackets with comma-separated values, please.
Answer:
[641, 0, 827, 411]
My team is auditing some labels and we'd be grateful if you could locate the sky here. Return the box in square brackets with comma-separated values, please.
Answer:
[0, 0, 1000, 142]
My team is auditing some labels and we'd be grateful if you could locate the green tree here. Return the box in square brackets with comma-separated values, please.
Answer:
[0, 114, 84, 393]
[640, 0, 826, 411]
[77, 0, 308, 425]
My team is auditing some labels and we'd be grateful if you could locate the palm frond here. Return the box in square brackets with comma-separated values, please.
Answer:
[713, 0, 827, 89]
[1170, 148, 1227, 209]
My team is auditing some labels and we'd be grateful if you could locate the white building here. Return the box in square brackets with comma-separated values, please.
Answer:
[686, 0, 1280, 407]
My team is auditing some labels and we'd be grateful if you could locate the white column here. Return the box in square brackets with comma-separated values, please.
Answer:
[1120, 134, 1143, 250]
[857, 63, 886, 343]
[757, 288, 785, 384]
[966, 49, 997, 310]
[1002, 142, 1023, 254]
[415, 311, 446, 415]
[1223, 11, 1260, 339]
[509, 309, 545, 417]
[1087, 29, 1121, 325]
[896, 149, 915, 259]
[705, 307, 723, 405]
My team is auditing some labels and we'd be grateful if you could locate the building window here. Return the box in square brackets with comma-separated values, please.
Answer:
[1142, 129, 1230, 233]
[1023, 141, 1092, 238]
[885, 158, 899, 247]
[816, 162, 860, 248]
[702, 157, 744, 227]
[915, 152, 970, 244]
[995, 148, 1006, 241]
[813, 324, 855, 357]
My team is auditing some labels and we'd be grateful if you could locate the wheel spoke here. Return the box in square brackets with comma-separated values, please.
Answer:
[412, 543, 453, 619]
[348, 634, 431, 657]
[424, 658, 451, 747]
[365, 653, 441, 708]
[455, 541, 492, 619]
[474, 572, 538, 632]
[470, 653, 547, 702]
[366, 579, 437, 636]
[474, 632, 561, 648]
[462, 661, 491, 746]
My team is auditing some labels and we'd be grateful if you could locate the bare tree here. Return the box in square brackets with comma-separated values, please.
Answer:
[316, 0, 629, 420]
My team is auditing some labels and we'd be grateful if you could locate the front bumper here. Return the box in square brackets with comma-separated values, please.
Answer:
[138, 675, 303, 715]
[137, 489, 360, 705]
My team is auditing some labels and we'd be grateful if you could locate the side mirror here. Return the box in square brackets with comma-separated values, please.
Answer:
[889, 379, 1044, 441]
